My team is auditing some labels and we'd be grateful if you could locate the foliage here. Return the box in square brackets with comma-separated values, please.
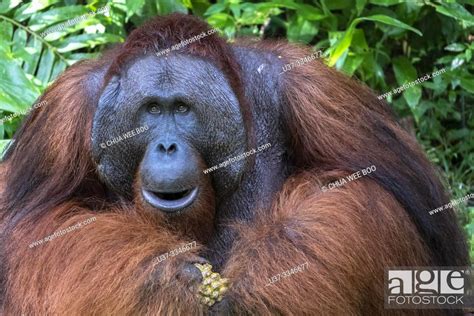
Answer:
[0, 0, 472, 260]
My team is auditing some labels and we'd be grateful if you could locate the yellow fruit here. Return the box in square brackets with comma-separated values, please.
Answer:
[194, 263, 231, 307]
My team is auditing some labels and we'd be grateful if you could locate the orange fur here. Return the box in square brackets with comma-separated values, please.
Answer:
[222, 172, 437, 315]
[0, 14, 467, 315]
[5, 203, 207, 315]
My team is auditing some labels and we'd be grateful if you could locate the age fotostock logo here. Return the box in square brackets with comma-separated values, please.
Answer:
[385, 268, 473, 309]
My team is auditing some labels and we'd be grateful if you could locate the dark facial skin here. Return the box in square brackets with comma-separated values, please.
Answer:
[91, 50, 292, 268]
[203, 47, 293, 267]
[91, 54, 248, 213]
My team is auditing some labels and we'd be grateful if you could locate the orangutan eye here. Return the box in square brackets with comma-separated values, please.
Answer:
[148, 103, 161, 114]
[175, 103, 189, 113]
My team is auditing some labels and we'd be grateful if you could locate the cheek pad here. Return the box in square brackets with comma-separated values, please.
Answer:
[197, 106, 248, 197]
[91, 81, 148, 197]
[92, 129, 146, 198]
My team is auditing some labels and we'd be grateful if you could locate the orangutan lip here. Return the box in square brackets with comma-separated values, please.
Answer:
[141, 187, 198, 212]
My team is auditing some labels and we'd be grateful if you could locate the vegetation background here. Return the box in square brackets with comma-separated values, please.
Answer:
[0, 0, 472, 260]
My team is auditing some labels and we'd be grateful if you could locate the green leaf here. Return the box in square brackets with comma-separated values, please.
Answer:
[392, 56, 421, 108]
[190, 0, 211, 16]
[324, 0, 354, 10]
[355, 0, 366, 15]
[239, 4, 281, 25]
[23, 0, 59, 15]
[206, 12, 234, 29]
[341, 54, 364, 76]
[11, 28, 27, 56]
[351, 29, 369, 51]
[50, 59, 67, 81]
[229, 4, 241, 19]
[433, 3, 474, 24]
[451, 56, 465, 69]
[28, 6, 89, 31]
[0, 94, 20, 112]
[14, 2, 42, 22]
[204, 3, 227, 16]
[0, 139, 11, 159]
[36, 49, 55, 83]
[411, 100, 431, 124]
[363, 53, 385, 84]
[125, 0, 146, 20]
[329, 14, 421, 67]
[401, 85, 421, 112]
[22, 36, 42, 74]
[57, 33, 122, 53]
[0, 51, 40, 112]
[294, 4, 325, 21]
[328, 25, 355, 67]
[0, 20, 13, 53]
[269, 0, 300, 10]
[287, 15, 318, 43]
[156, 0, 187, 15]
[466, 49, 472, 62]
[358, 15, 422, 36]
[445, 43, 466, 52]
[368, 0, 405, 6]
[0, 0, 23, 14]
[460, 77, 474, 93]
[447, 128, 470, 142]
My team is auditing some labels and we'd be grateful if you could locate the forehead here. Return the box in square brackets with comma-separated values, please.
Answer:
[120, 54, 231, 94]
